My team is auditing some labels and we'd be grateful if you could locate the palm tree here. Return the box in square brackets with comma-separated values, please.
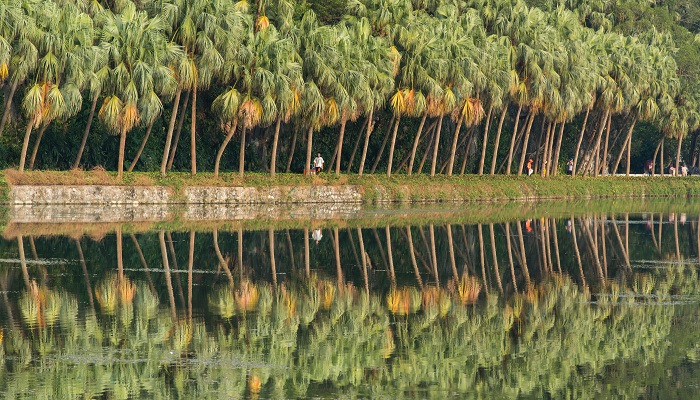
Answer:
[97, 4, 178, 180]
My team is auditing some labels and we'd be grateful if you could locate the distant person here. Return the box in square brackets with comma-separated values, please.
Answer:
[682, 163, 688, 176]
[670, 165, 677, 176]
[567, 158, 574, 175]
[313, 153, 324, 174]
[645, 160, 653, 175]
[312, 229, 323, 244]
[526, 159, 534, 176]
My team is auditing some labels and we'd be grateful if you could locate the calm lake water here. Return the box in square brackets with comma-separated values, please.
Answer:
[1, 201, 700, 399]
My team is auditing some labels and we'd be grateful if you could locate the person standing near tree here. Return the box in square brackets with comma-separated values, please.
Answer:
[313, 153, 325, 174]
[567, 158, 574, 175]
[526, 159, 534, 176]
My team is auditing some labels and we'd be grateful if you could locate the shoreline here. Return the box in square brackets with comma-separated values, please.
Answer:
[3, 170, 700, 205]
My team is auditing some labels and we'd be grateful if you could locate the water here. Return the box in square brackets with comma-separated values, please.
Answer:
[1, 200, 700, 398]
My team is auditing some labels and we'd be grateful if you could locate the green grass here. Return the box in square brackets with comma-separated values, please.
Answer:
[4, 169, 700, 203]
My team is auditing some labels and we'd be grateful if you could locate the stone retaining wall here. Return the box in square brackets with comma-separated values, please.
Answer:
[8, 185, 365, 205]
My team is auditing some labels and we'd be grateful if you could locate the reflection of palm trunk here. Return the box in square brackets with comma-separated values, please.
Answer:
[582, 222, 604, 281]
[625, 214, 630, 261]
[238, 228, 244, 282]
[429, 224, 439, 285]
[188, 231, 194, 321]
[674, 215, 680, 260]
[600, 220, 608, 278]
[477, 224, 487, 290]
[75, 239, 95, 313]
[658, 213, 664, 253]
[269, 229, 277, 287]
[446, 225, 458, 282]
[516, 222, 531, 286]
[159, 231, 177, 320]
[304, 228, 310, 278]
[130, 234, 156, 294]
[0, 270, 15, 326]
[551, 219, 562, 274]
[650, 213, 660, 254]
[116, 227, 124, 281]
[166, 232, 186, 308]
[570, 218, 586, 288]
[489, 224, 503, 294]
[385, 227, 396, 287]
[213, 229, 234, 289]
[285, 230, 296, 271]
[611, 217, 631, 272]
[333, 228, 343, 289]
[504, 223, 517, 293]
[371, 228, 390, 271]
[406, 227, 423, 289]
[357, 228, 369, 295]
[18, 236, 29, 289]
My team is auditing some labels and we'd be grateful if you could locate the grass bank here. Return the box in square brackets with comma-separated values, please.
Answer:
[4, 169, 700, 203]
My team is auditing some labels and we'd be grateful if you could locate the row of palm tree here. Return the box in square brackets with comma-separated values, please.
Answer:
[0, 0, 697, 179]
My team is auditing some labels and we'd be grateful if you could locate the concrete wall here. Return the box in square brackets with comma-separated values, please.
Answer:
[8, 185, 365, 205]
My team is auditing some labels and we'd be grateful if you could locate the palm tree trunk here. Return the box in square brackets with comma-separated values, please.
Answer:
[447, 114, 465, 176]
[346, 117, 368, 173]
[408, 112, 428, 175]
[490, 106, 508, 175]
[0, 80, 18, 135]
[160, 88, 182, 176]
[270, 118, 282, 177]
[73, 95, 99, 169]
[599, 113, 612, 175]
[19, 118, 35, 172]
[660, 138, 665, 176]
[651, 137, 663, 176]
[128, 120, 155, 172]
[190, 87, 197, 175]
[214, 120, 238, 178]
[591, 109, 610, 177]
[334, 115, 348, 175]
[358, 108, 374, 176]
[370, 116, 394, 174]
[611, 117, 636, 176]
[286, 127, 298, 173]
[478, 105, 494, 175]
[28, 123, 48, 170]
[546, 122, 557, 176]
[421, 120, 440, 174]
[117, 127, 127, 180]
[506, 105, 523, 175]
[676, 133, 683, 173]
[386, 114, 401, 177]
[460, 127, 475, 175]
[572, 107, 590, 175]
[239, 126, 248, 176]
[167, 90, 190, 171]
[430, 116, 444, 177]
[552, 122, 566, 176]
[305, 126, 315, 176]
[625, 118, 637, 176]
[517, 111, 536, 176]
[540, 121, 552, 177]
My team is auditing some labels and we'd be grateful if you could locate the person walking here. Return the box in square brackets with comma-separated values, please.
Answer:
[526, 159, 534, 176]
[313, 153, 324, 174]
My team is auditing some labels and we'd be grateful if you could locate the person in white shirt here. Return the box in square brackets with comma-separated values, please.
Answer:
[313, 153, 324, 173]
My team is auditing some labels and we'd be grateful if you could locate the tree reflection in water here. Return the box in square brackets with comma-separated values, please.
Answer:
[1, 213, 700, 398]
